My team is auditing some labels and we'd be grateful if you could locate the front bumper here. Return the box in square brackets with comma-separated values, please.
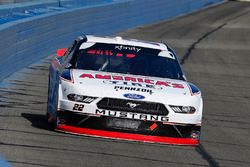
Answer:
[55, 110, 201, 146]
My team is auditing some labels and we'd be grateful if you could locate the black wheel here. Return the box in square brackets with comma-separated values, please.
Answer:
[46, 112, 57, 130]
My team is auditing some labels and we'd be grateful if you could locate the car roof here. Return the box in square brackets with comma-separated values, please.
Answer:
[84, 35, 168, 51]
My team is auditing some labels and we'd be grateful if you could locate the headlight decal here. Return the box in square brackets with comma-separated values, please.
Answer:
[170, 105, 196, 114]
[67, 94, 97, 103]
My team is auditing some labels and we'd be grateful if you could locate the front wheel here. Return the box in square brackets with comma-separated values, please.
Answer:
[46, 112, 56, 130]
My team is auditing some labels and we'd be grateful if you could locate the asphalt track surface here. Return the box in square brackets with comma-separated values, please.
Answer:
[0, 1, 250, 167]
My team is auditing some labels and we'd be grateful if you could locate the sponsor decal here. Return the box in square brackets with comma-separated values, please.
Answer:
[104, 80, 159, 89]
[87, 49, 136, 58]
[115, 45, 141, 52]
[114, 86, 153, 94]
[123, 93, 145, 100]
[79, 73, 184, 89]
[96, 109, 169, 122]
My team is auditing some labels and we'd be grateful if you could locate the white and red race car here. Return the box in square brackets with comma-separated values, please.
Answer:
[47, 35, 203, 145]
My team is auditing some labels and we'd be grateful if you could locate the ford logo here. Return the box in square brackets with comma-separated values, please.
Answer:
[123, 93, 145, 100]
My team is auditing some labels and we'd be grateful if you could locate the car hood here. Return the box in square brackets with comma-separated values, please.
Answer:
[63, 70, 197, 105]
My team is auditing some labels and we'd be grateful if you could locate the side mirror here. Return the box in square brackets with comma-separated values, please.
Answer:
[56, 48, 67, 57]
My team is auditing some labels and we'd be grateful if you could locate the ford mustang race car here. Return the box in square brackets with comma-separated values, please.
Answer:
[47, 35, 203, 145]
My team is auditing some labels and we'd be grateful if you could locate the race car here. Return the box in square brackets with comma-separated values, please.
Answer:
[47, 35, 203, 145]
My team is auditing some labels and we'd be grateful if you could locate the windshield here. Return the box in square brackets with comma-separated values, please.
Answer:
[74, 43, 184, 80]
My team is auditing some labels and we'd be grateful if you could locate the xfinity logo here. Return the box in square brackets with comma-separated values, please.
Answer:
[115, 45, 141, 52]
[126, 102, 140, 109]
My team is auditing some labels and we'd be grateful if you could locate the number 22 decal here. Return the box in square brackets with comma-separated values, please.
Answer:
[73, 104, 84, 111]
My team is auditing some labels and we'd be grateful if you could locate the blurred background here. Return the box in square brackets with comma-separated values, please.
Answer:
[0, 0, 45, 5]
[0, 0, 115, 6]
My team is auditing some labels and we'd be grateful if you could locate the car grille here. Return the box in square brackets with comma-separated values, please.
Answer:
[97, 98, 168, 116]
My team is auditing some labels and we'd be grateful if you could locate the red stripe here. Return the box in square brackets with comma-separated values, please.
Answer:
[56, 125, 198, 146]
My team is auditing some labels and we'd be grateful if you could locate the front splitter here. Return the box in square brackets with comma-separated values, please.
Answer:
[56, 125, 199, 146]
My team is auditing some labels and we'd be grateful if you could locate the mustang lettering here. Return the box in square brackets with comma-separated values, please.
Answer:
[95, 109, 169, 122]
